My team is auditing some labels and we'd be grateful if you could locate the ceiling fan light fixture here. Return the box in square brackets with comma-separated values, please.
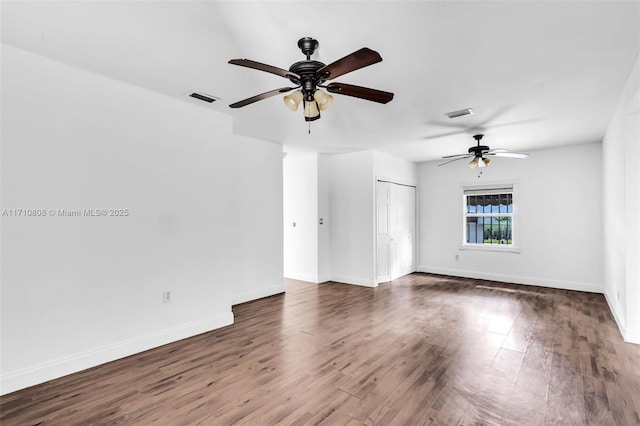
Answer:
[303, 100, 321, 121]
[481, 157, 491, 167]
[283, 90, 303, 111]
[314, 89, 334, 111]
[469, 157, 479, 169]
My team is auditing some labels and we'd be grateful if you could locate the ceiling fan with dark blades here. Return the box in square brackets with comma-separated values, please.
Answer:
[439, 134, 529, 169]
[228, 37, 394, 122]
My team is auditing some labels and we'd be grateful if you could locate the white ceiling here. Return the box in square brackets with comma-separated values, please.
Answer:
[2, 1, 639, 162]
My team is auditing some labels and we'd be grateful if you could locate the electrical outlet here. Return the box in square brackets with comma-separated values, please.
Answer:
[163, 291, 172, 303]
[455, 254, 460, 261]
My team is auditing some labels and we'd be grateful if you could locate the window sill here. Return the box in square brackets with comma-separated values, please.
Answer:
[459, 245, 520, 253]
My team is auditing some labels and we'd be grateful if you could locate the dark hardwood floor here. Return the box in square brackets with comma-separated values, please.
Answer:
[2, 273, 639, 425]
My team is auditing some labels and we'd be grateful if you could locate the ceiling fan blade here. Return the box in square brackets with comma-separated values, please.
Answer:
[229, 59, 300, 80]
[316, 48, 382, 80]
[442, 153, 472, 159]
[438, 155, 473, 167]
[326, 83, 394, 104]
[229, 87, 297, 108]
[486, 152, 529, 159]
[486, 148, 509, 154]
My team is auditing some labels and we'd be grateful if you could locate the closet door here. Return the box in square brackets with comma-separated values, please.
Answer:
[377, 181, 416, 283]
[391, 183, 416, 279]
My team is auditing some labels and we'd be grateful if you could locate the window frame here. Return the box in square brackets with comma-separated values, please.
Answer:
[460, 184, 520, 253]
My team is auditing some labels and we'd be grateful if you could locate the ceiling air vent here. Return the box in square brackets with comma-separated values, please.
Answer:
[189, 92, 219, 103]
[446, 108, 473, 119]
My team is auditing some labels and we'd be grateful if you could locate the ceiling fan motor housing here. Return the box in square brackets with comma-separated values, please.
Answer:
[470, 134, 488, 157]
[288, 60, 326, 100]
[469, 145, 490, 156]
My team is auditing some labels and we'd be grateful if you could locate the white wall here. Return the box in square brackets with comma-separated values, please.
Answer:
[281, 152, 332, 284]
[326, 150, 417, 287]
[374, 151, 418, 186]
[328, 151, 376, 286]
[603, 54, 640, 344]
[418, 143, 604, 293]
[283, 153, 319, 282]
[0, 45, 284, 394]
[233, 136, 284, 305]
[318, 154, 331, 283]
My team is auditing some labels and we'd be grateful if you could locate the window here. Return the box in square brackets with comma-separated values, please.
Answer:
[463, 186, 515, 248]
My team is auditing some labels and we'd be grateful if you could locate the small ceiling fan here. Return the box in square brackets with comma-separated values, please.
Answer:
[439, 134, 529, 169]
[228, 37, 394, 123]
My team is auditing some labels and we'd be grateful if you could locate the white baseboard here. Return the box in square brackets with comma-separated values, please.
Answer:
[232, 284, 285, 305]
[330, 274, 377, 288]
[284, 272, 320, 283]
[604, 291, 627, 341]
[604, 291, 640, 344]
[377, 275, 391, 284]
[0, 311, 234, 396]
[623, 328, 640, 344]
[317, 274, 331, 284]
[416, 265, 603, 294]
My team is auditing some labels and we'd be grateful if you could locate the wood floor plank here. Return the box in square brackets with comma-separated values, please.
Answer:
[1, 274, 639, 425]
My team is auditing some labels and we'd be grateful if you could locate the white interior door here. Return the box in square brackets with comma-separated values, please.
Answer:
[377, 181, 416, 283]
[390, 183, 416, 279]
